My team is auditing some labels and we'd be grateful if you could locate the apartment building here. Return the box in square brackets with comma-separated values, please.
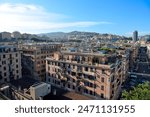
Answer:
[129, 43, 139, 70]
[0, 32, 11, 40]
[46, 50, 123, 100]
[11, 31, 21, 39]
[0, 46, 22, 83]
[21, 43, 62, 81]
[117, 47, 130, 82]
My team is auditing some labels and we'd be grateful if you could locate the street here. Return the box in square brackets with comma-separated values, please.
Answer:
[136, 47, 150, 80]
[123, 47, 150, 91]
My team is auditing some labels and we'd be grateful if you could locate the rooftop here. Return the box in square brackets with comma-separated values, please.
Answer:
[0, 45, 18, 53]
[10, 77, 39, 90]
[0, 45, 16, 49]
[61, 51, 108, 57]
[43, 86, 93, 100]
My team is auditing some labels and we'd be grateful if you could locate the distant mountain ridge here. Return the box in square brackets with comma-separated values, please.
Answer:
[37, 31, 124, 40]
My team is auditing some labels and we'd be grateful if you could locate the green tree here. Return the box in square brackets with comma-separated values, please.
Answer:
[122, 82, 150, 100]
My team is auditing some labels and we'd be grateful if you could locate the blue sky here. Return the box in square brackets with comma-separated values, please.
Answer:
[0, 0, 150, 36]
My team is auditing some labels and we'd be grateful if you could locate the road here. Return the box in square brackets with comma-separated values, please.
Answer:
[135, 47, 150, 81]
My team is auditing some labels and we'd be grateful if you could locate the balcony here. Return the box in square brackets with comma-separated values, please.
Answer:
[77, 69, 83, 73]
[76, 79, 84, 88]
[60, 76, 67, 83]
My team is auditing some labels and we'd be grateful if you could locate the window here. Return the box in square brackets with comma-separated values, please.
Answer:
[3, 54, 5, 58]
[10, 54, 12, 58]
[48, 66, 50, 71]
[41, 69, 45, 73]
[16, 59, 18, 63]
[84, 89, 88, 94]
[101, 93, 104, 98]
[48, 61, 50, 64]
[67, 77, 70, 81]
[67, 56, 69, 60]
[58, 62, 60, 66]
[4, 78, 7, 82]
[48, 73, 50, 76]
[10, 60, 12, 64]
[101, 85, 104, 90]
[88, 75, 95, 80]
[73, 79, 75, 82]
[14, 48, 16, 52]
[73, 85, 75, 90]
[55, 62, 58, 66]
[82, 57, 85, 61]
[16, 65, 18, 68]
[111, 75, 115, 82]
[77, 66, 82, 72]
[3, 66, 6, 71]
[94, 84, 97, 88]
[84, 74, 88, 79]
[16, 53, 18, 57]
[67, 70, 70, 74]
[37, 61, 40, 64]
[90, 68, 94, 72]
[55, 68, 57, 72]
[85, 67, 88, 71]
[90, 91, 93, 95]
[37, 71, 40, 74]
[102, 69, 105, 74]
[89, 83, 93, 87]
[71, 72, 76, 76]
[84, 81, 89, 86]
[68, 84, 70, 88]
[4, 72, 7, 77]
[101, 77, 104, 82]
[57, 81, 60, 85]
[2, 61, 6, 65]
[63, 83, 65, 87]
[112, 91, 114, 95]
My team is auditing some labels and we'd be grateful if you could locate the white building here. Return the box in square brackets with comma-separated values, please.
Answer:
[12, 82, 51, 100]
[28, 82, 51, 99]
[11, 31, 21, 39]
[0, 32, 11, 40]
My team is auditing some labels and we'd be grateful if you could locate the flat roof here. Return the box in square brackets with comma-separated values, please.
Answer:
[31, 82, 46, 87]
[61, 51, 108, 57]
[10, 78, 39, 90]
[43, 86, 94, 100]
[0, 45, 16, 48]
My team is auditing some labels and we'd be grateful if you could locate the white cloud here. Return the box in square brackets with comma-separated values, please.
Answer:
[0, 3, 111, 33]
